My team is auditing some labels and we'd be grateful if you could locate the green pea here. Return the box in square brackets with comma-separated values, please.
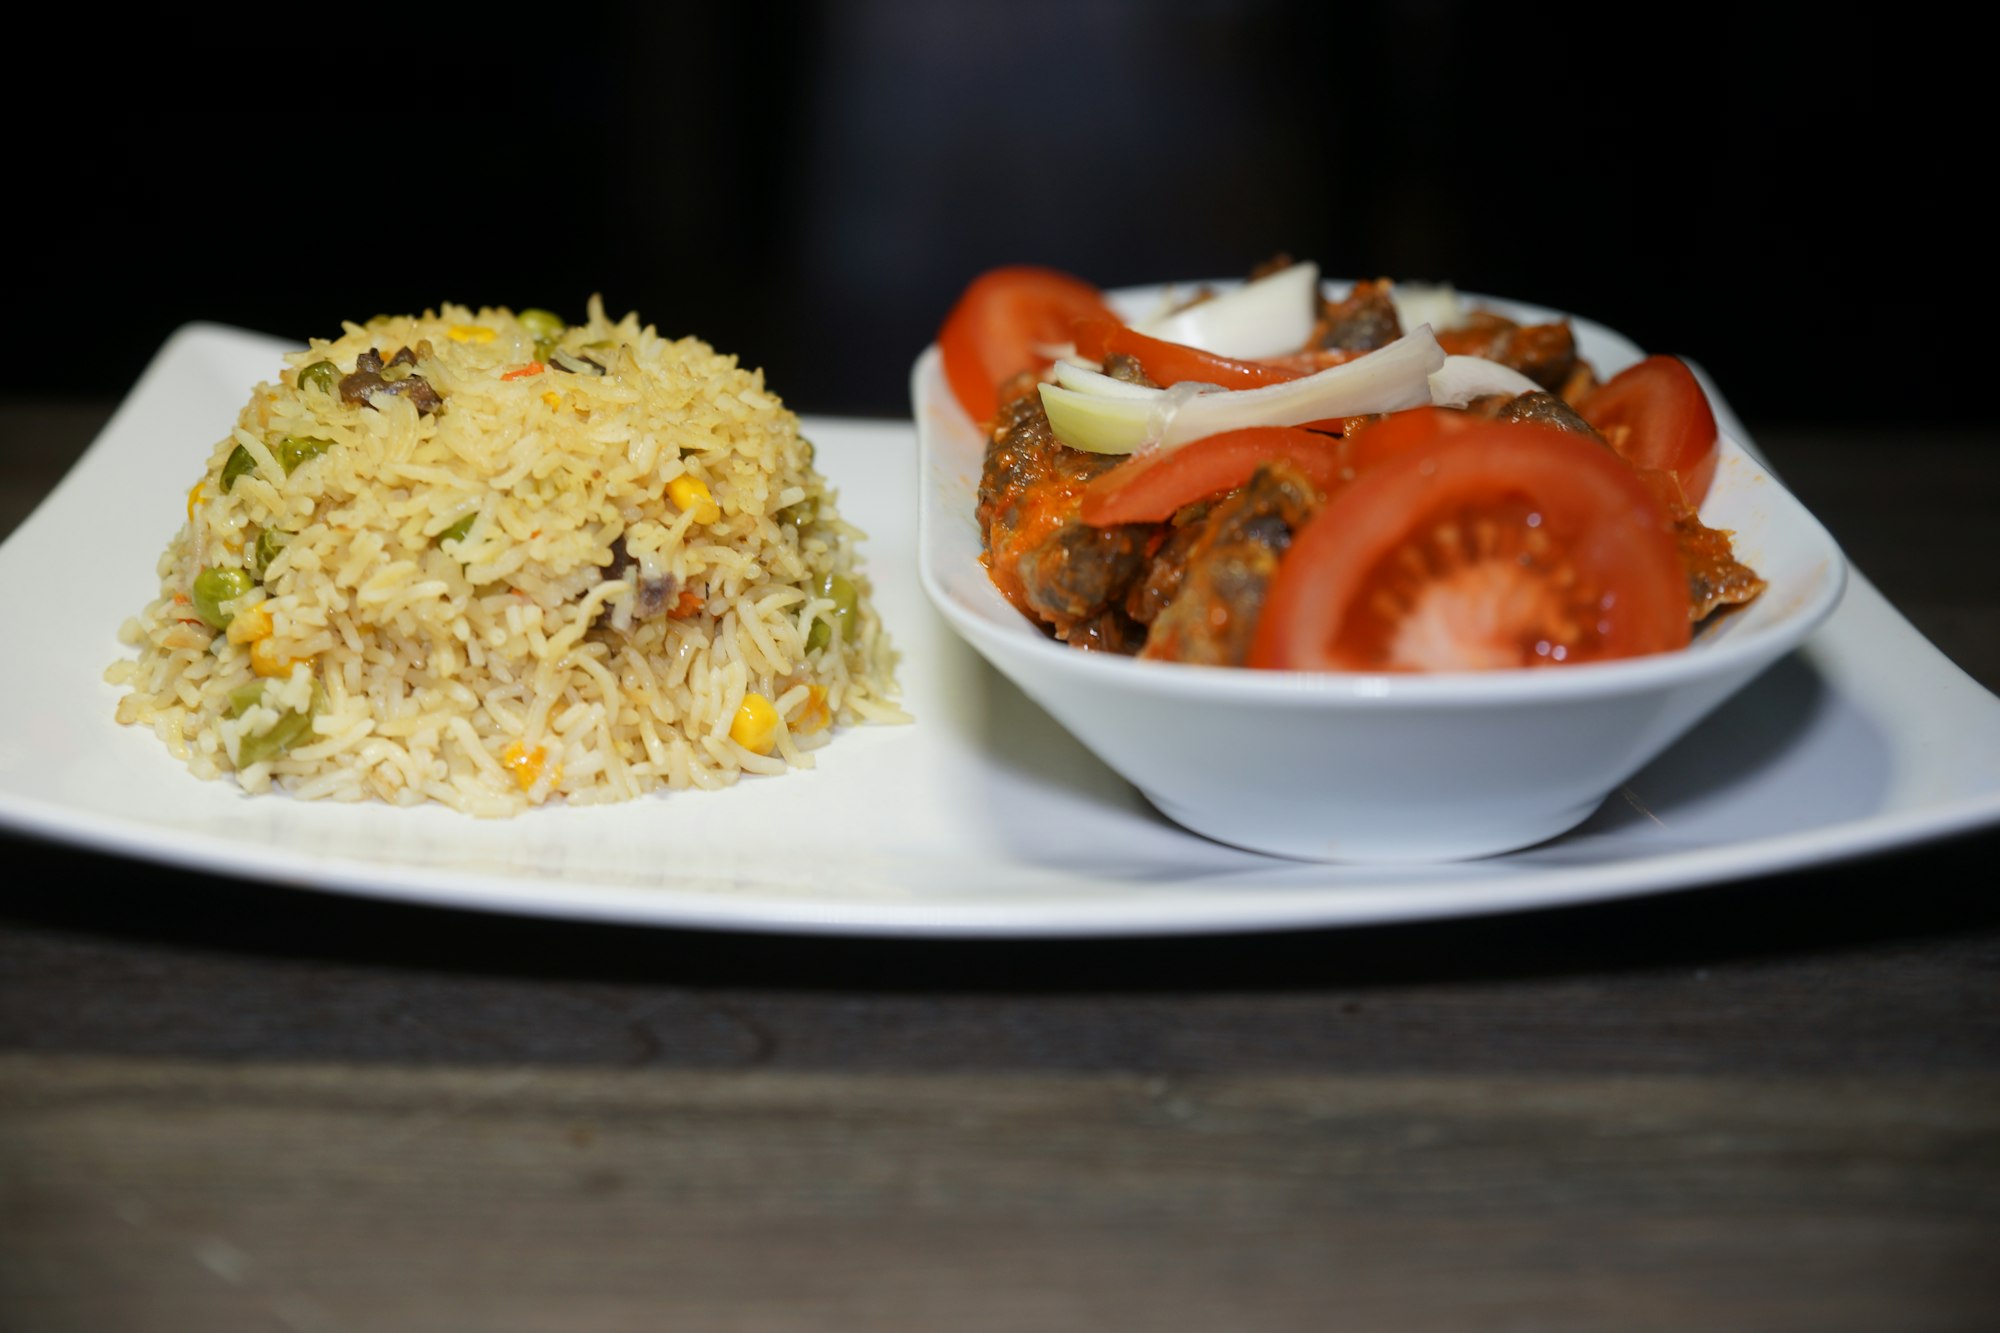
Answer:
[276, 436, 333, 473]
[298, 359, 340, 395]
[251, 528, 291, 576]
[805, 571, 857, 653]
[436, 512, 477, 547]
[519, 308, 565, 342]
[221, 445, 257, 491]
[520, 308, 565, 360]
[229, 681, 323, 767]
[192, 567, 254, 629]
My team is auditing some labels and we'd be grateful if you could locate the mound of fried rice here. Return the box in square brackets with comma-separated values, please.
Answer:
[105, 296, 905, 816]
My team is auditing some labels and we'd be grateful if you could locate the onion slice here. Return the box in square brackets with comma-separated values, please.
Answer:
[1427, 354, 1542, 408]
[1133, 262, 1321, 359]
[1040, 324, 1447, 456]
[1388, 281, 1468, 335]
[1051, 358, 1171, 400]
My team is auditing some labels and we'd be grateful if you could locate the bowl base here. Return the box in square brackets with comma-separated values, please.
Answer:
[1143, 789, 1605, 864]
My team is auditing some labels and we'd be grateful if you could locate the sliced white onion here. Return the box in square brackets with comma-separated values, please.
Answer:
[1427, 354, 1541, 408]
[1040, 380, 1220, 454]
[1390, 281, 1468, 334]
[1040, 325, 1447, 456]
[1051, 358, 1167, 400]
[1133, 261, 1321, 359]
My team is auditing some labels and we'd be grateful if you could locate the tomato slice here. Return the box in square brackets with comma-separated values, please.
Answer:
[1078, 427, 1346, 526]
[1576, 354, 1720, 506]
[1334, 405, 1488, 476]
[1248, 419, 1691, 673]
[1070, 318, 1306, 390]
[938, 266, 1119, 426]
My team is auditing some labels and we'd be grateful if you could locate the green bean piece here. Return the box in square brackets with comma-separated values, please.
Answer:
[252, 528, 291, 576]
[191, 567, 255, 629]
[780, 497, 817, 529]
[437, 513, 477, 547]
[825, 572, 858, 621]
[806, 571, 858, 653]
[298, 359, 340, 395]
[230, 681, 324, 767]
[276, 436, 334, 474]
[221, 445, 257, 491]
[226, 681, 270, 717]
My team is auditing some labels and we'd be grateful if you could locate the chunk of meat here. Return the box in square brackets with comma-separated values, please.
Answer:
[1633, 470, 1768, 622]
[1063, 605, 1151, 654]
[1488, 390, 1605, 438]
[1314, 278, 1403, 353]
[1124, 511, 1209, 628]
[1679, 519, 1767, 622]
[1437, 313, 1583, 396]
[977, 378, 1154, 642]
[1101, 351, 1158, 388]
[340, 345, 443, 415]
[1139, 461, 1323, 666]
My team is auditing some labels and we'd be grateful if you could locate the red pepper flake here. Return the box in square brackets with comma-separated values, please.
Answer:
[502, 361, 545, 381]
[669, 590, 705, 619]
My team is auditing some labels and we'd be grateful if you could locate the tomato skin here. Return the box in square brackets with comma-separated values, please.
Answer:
[1078, 427, 1345, 527]
[1248, 419, 1691, 673]
[1071, 318, 1306, 390]
[1577, 354, 1720, 506]
[1335, 405, 1486, 476]
[938, 267, 1119, 426]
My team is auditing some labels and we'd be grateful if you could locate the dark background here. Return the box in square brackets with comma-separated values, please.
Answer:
[5, 3, 1975, 433]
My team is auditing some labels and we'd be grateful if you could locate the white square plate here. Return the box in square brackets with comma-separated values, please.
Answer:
[3, 320, 1999, 936]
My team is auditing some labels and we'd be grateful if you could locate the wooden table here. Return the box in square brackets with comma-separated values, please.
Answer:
[3, 401, 1996, 1332]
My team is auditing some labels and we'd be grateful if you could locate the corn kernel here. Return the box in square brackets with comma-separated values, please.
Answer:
[226, 603, 273, 645]
[669, 474, 721, 524]
[186, 482, 206, 522]
[448, 324, 496, 344]
[730, 693, 779, 754]
[542, 390, 562, 408]
[501, 740, 560, 792]
[795, 684, 832, 735]
[250, 636, 304, 678]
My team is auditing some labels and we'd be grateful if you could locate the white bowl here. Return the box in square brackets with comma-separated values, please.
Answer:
[913, 284, 1848, 863]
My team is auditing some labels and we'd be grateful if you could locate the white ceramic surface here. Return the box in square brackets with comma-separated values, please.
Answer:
[916, 287, 1849, 861]
[1, 321, 1997, 937]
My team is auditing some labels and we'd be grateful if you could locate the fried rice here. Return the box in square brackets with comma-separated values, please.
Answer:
[105, 296, 904, 816]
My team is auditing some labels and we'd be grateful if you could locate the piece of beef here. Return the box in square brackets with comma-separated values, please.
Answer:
[1314, 278, 1403, 354]
[340, 345, 443, 415]
[1139, 461, 1323, 666]
[1436, 313, 1583, 396]
[976, 379, 1154, 643]
[1489, 390, 1605, 439]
